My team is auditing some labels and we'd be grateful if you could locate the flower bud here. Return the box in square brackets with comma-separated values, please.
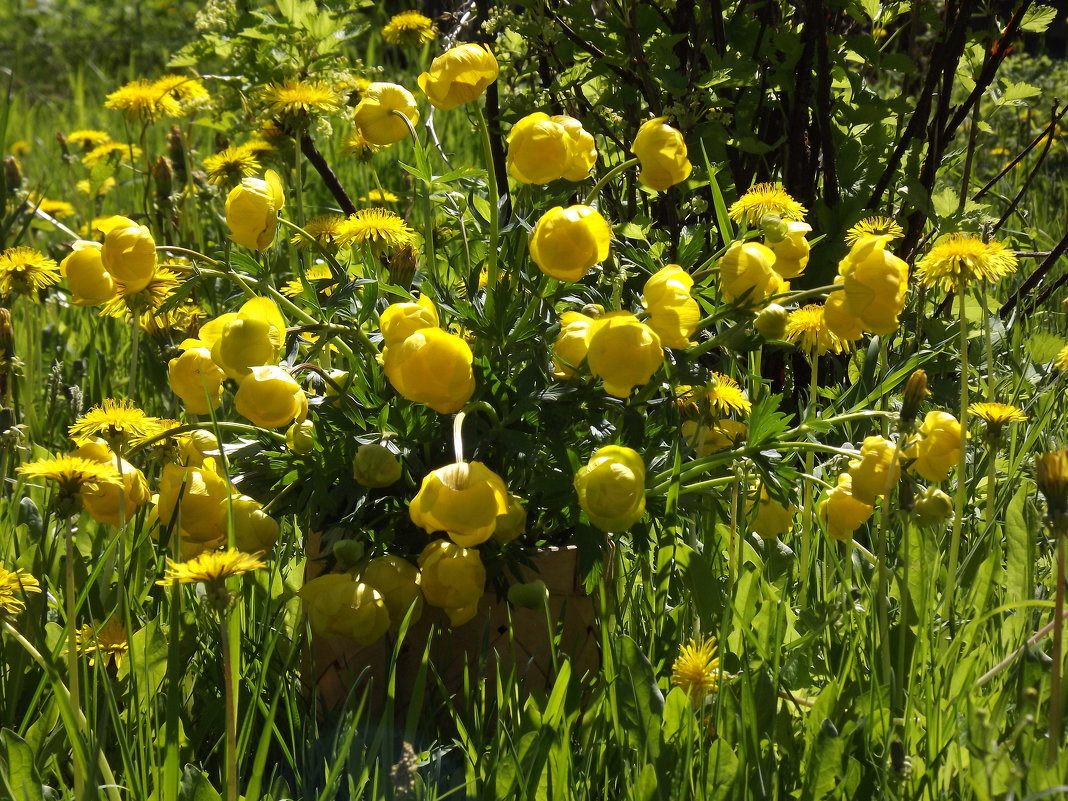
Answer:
[409, 461, 510, 547]
[417, 44, 498, 110]
[98, 215, 158, 292]
[818, 473, 873, 541]
[225, 170, 284, 251]
[754, 303, 788, 340]
[492, 494, 527, 544]
[61, 241, 117, 307]
[912, 486, 953, 527]
[1037, 450, 1068, 531]
[529, 205, 612, 283]
[353, 443, 402, 488]
[285, 420, 316, 455]
[901, 370, 928, 426]
[903, 411, 962, 483]
[574, 445, 646, 533]
[382, 327, 474, 414]
[379, 295, 438, 347]
[168, 339, 225, 415]
[508, 580, 549, 609]
[157, 459, 229, 543]
[550, 311, 594, 380]
[767, 221, 812, 279]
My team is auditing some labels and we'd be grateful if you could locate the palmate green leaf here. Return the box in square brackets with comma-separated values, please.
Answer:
[1020, 4, 1058, 32]
[746, 393, 792, 449]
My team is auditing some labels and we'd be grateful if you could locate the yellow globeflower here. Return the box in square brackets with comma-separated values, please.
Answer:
[379, 295, 438, 347]
[156, 459, 230, 544]
[574, 445, 646, 533]
[767, 221, 812, 279]
[630, 117, 692, 191]
[382, 328, 475, 414]
[198, 296, 287, 380]
[838, 235, 908, 335]
[819, 474, 874, 541]
[417, 44, 499, 110]
[846, 435, 901, 504]
[507, 113, 571, 185]
[60, 241, 116, 307]
[718, 241, 783, 307]
[904, 411, 963, 482]
[234, 366, 308, 429]
[71, 439, 151, 526]
[168, 339, 226, 415]
[556, 115, 597, 181]
[231, 495, 280, 553]
[98, 216, 157, 293]
[551, 311, 595, 379]
[749, 485, 795, 539]
[225, 170, 285, 251]
[410, 461, 510, 547]
[361, 555, 423, 627]
[586, 312, 664, 398]
[352, 82, 420, 145]
[529, 205, 612, 282]
[822, 278, 864, 342]
[418, 539, 486, 626]
[643, 265, 700, 349]
[299, 574, 391, 644]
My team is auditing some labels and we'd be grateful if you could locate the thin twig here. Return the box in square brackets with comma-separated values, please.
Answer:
[299, 134, 356, 216]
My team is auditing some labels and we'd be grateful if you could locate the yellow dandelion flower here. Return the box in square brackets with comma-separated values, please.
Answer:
[241, 138, 275, 159]
[156, 548, 267, 585]
[82, 142, 142, 168]
[152, 75, 212, 115]
[914, 233, 1018, 292]
[281, 263, 335, 296]
[262, 80, 341, 125]
[289, 214, 347, 248]
[990, 146, 1011, 156]
[342, 126, 384, 157]
[0, 247, 61, 300]
[32, 197, 76, 219]
[336, 207, 416, 250]
[1055, 344, 1068, 371]
[66, 130, 112, 150]
[100, 268, 181, 320]
[361, 188, 399, 204]
[75, 618, 130, 668]
[969, 402, 1026, 442]
[68, 398, 162, 446]
[728, 183, 807, 225]
[845, 216, 903, 246]
[139, 301, 201, 336]
[707, 373, 752, 417]
[8, 141, 30, 157]
[671, 636, 721, 702]
[104, 79, 182, 122]
[382, 11, 437, 46]
[76, 176, 117, 197]
[784, 304, 851, 356]
[0, 563, 43, 616]
[17, 454, 122, 496]
[203, 145, 262, 185]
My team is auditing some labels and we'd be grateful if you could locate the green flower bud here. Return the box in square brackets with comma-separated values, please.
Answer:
[754, 303, 788, 340]
[912, 486, 953, 527]
[353, 443, 402, 488]
[507, 579, 548, 609]
[285, 420, 316, 454]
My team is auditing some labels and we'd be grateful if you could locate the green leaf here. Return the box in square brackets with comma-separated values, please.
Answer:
[616, 636, 664, 757]
[542, 660, 572, 729]
[178, 765, 221, 801]
[999, 80, 1042, 105]
[1026, 331, 1063, 363]
[1020, 5, 1057, 33]
[1, 729, 45, 801]
[704, 740, 738, 800]
[634, 764, 659, 801]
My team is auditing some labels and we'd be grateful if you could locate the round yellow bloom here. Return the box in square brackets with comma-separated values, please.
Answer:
[823, 279, 864, 341]
[767, 221, 812, 279]
[682, 419, 747, 457]
[529, 205, 612, 282]
[784, 304, 850, 356]
[913, 486, 953, 527]
[643, 265, 700, 349]
[507, 113, 571, 185]
[728, 183, 807, 225]
[904, 411, 962, 483]
[157, 460, 229, 544]
[418, 539, 486, 626]
[574, 445, 646, 533]
[299, 574, 391, 644]
[225, 170, 285, 251]
[718, 241, 782, 307]
[555, 115, 598, 181]
[231, 495, 280, 553]
[361, 555, 423, 627]
[551, 311, 595, 379]
[749, 486, 795, 539]
[61, 241, 116, 306]
[838, 235, 908, 335]
[630, 117, 692, 191]
[382, 10, 436, 46]
[410, 461, 510, 547]
[168, 339, 226, 415]
[199, 296, 286, 380]
[379, 295, 438, 347]
[382, 328, 475, 414]
[671, 637, 721, 702]
[353, 443, 402, 488]
[352, 82, 420, 145]
[98, 216, 157, 293]
[234, 366, 308, 429]
[914, 233, 1018, 292]
[71, 439, 151, 526]
[417, 44, 499, 110]
[586, 312, 664, 398]
[819, 473, 874, 541]
[492, 494, 527, 544]
[846, 435, 901, 504]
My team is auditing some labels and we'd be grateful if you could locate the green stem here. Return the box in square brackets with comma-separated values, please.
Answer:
[584, 157, 639, 206]
[799, 357, 820, 605]
[64, 515, 84, 799]
[471, 104, 500, 289]
[129, 316, 142, 405]
[389, 109, 436, 277]
[1050, 534, 1066, 765]
[221, 613, 239, 801]
[945, 289, 970, 624]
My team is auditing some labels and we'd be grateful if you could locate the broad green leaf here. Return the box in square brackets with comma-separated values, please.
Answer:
[616, 636, 664, 757]
[704, 740, 738, 800]
[1020, 5, 1057, 32]
[178, 765, 221, 801]
[1, 729, 44, 801]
